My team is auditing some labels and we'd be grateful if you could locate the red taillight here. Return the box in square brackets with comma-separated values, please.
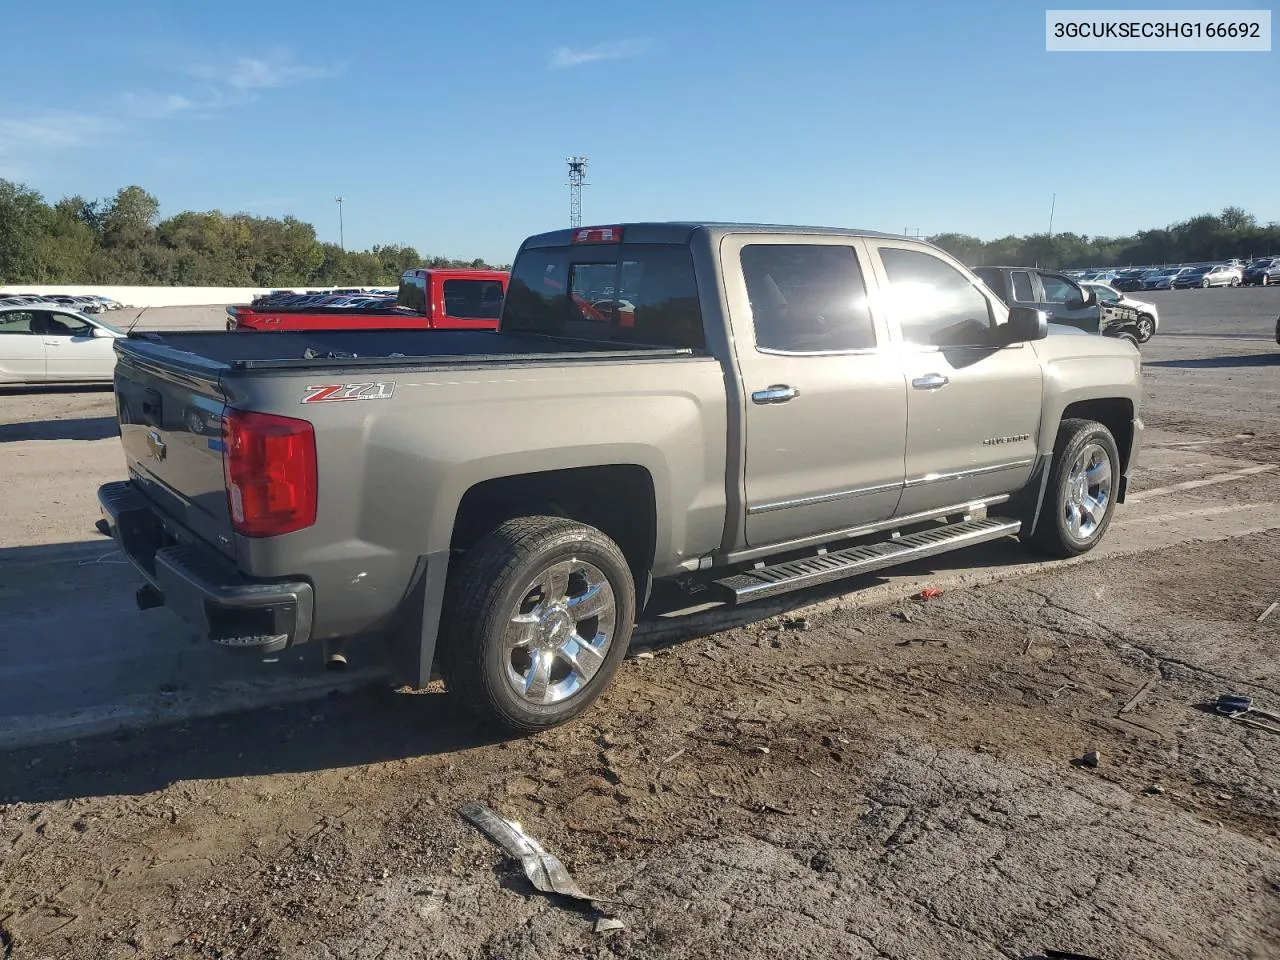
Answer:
[222, 409, 317, 538]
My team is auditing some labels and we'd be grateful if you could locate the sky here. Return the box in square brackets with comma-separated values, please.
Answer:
[0, 0, 1276, 264]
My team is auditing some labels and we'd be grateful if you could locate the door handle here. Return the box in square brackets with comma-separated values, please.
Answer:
[911, 373, 950, 390]
[751, 384, 799, 404]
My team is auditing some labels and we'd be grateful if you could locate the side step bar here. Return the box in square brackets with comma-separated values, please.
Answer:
[712, 516, 1023, 604]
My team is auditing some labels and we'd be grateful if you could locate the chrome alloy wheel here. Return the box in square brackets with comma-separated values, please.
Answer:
[503, 558, 617, 706]
[1064, 442, 1112, 541]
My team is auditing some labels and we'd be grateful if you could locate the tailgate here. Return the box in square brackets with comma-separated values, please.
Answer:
[114, 350, 236, 559]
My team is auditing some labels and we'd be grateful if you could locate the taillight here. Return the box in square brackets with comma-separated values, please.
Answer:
[221, 409, 317, 537]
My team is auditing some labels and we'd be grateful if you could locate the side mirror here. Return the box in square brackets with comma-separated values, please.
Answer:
[92, 325, 113, 338]
[1003, 306, 1049, 343]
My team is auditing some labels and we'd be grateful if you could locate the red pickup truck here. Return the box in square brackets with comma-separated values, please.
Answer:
[227, 268, 508, 331]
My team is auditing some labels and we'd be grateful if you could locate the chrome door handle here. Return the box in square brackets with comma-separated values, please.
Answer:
[912, 373, 950, 390]
[751, 384, 799, 404]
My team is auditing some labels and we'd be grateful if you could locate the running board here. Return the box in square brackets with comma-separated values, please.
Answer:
[712, 517, 1023, 604]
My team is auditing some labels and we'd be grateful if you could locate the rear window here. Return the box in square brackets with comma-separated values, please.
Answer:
[442, 278, 504, 319]
[398, 274, 427, 312]
[501, 243, 705, 349]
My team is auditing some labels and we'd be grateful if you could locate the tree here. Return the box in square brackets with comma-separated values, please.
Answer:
[101, 186, 160, 248]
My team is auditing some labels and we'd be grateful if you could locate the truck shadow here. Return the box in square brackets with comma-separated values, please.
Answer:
[0, 687, 505, 805]
[0, 415, 120, 442]
[0, 534, 1036, 805]
[1145, 353, 1280, 369]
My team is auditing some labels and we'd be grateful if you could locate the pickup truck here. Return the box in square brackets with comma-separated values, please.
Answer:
[226, 268, 508, 332]
[971, 266, 1145, 346]
[98, 222, 1143, 734]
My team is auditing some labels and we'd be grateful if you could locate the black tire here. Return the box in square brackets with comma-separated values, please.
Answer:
[437, 516, 636, 734]
[1026, 419, 1121, 559]
[1135, 314, 1155, 342]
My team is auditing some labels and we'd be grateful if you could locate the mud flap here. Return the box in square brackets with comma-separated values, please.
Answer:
[387, 550, 452, 689]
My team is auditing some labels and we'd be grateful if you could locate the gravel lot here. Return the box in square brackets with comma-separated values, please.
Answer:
[1, 292, 1278, 959]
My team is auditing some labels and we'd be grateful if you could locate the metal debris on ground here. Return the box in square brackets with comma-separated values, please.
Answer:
[782, 617, 811, 631]
[593, 917, 626, 934]
[1258, 601, 1278, 623]
[459, 802, 622, 906]
[1211, 694, 1280, 735]
[661, 747, 686, 764]
[1079, 749, 1101, 769]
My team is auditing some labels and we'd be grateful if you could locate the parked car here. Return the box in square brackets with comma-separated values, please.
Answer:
[98, 221, 1143, 733]
[1242, 258, 1280, 286]
[1172, 264, 1241, 289]
[1083, 282, 1159, 342]
[971, 266, 1145, 346]
[1142, 268, 1188, 291]
[1111, 269, 1150, 293]
[0, 305, 125, 384]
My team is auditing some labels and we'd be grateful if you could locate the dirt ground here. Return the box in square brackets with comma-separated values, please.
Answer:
[1, 297, 1279, 959]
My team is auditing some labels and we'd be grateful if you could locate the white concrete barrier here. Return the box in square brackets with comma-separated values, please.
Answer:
[0, 285, 392, 308]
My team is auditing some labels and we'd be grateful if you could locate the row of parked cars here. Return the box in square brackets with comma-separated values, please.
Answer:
[1066, 257, 1280, 292]
[247, 288, 398, 311]
[0, 292, 127, 313]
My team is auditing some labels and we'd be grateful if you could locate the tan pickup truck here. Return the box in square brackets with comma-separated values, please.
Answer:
[98, 222, 1143, 733]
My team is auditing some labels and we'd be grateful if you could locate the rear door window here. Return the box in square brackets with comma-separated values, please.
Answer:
[1010, 271, 1035, 302]
[0, 311, 35, 333]
[739, 244, 875, 353]
[442, 279, 505, 320]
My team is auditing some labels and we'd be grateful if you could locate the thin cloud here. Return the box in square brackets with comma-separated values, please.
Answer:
[186, 51, 340, 90]
[120, 91, 196, 120]
[0, 112, 123, 150]
[549, 38, 653, 68]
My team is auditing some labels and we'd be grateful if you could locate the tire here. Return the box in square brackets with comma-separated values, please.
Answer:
[1135, 314, 1155, 342]
[1115, 331, 1140, 349]
[437, 516, 636, 734]
[1201, 278, 1211, 289]
[1026, 419, 1121, 559]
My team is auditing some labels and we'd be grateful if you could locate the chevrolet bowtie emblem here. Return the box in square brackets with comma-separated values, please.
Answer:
[146, 430, 167, 461]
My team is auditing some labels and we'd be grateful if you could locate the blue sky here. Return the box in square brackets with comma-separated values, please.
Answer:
[1, 0, 1275, 263]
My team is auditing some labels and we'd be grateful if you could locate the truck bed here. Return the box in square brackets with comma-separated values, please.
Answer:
[126, 329, 695, 372]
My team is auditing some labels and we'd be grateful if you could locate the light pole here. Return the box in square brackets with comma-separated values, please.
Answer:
[335, 196, 345, 251]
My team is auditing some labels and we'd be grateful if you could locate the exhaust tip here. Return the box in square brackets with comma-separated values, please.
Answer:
[326, 652, 348, 671]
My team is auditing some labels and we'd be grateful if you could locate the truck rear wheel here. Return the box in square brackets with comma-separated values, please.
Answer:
[1026, 419, 1121, 559]
[438, 516, 636, 734]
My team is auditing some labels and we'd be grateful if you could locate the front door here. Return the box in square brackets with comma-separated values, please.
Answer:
[0, 311, 47, 381]
[1037, 272, 1098, 332]
[38, 312, 115, 380]
[866, 241, 1044, 517]
[722, 236, 908, 548]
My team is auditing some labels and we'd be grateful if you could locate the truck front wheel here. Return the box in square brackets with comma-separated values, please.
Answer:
[438, 516, 636, 734]
[1026, 419, 1121, 559]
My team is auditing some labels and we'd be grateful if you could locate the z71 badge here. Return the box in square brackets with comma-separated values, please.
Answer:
[301, 382, 396, 403]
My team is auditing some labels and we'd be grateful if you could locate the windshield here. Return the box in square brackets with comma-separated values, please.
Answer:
[92, 316, 124, 335]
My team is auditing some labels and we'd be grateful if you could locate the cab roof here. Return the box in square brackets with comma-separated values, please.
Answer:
[520, 222, 934, 249]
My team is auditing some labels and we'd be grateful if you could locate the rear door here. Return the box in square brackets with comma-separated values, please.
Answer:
[721, 235, 907, 547]
[437, 276, 506, 329]
[866, 241, 1043, 517]
[0, 311, 46, 381]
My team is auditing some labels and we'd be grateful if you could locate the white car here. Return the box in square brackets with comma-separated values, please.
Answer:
[0, 306, 125, 384]
[1083, 282, 1159, 343]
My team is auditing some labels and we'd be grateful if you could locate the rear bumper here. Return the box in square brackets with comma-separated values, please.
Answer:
[98, 480, 314, 654]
